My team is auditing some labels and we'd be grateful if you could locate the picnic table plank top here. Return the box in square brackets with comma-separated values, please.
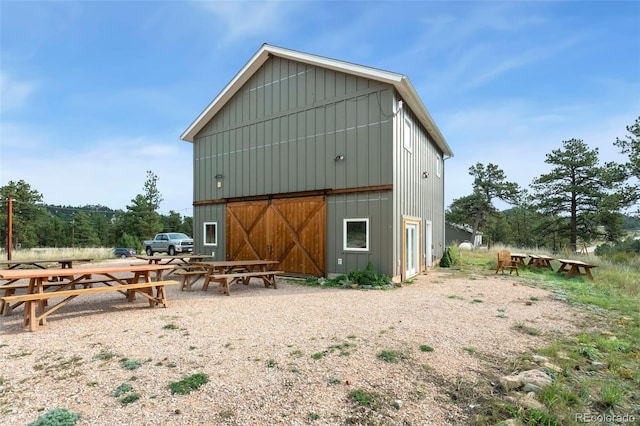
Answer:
[195, 260, 279, 267]
[557, 259, 597, 267]
[135, 255, 209, 260]
[0, 258, 92, 267]
[0, 264, 173, 280]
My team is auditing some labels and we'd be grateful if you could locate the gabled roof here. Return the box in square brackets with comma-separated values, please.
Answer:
[180, 43, 453, 157]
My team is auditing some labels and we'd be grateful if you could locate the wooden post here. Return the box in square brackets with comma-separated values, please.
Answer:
[7, 197, 12, 260]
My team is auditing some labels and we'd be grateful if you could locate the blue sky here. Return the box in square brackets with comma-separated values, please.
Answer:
[1, 1, 639, 216]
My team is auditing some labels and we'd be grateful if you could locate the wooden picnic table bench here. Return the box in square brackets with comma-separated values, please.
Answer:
[1, 280, 178, 332]
[510, 253, 527, 267]
[175, 265, 210, 291]
[210, 270, 284, 296]
[1, 277, 114, 315]
[195, 260, 281, 294]
[0, 264, 175, 332]
[556, 259, 598, 281]
[527, 254, 555, 270]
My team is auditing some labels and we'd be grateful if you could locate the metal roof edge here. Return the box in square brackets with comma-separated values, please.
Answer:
[396, 77, 453, 157]
[181, 44, 271, 142]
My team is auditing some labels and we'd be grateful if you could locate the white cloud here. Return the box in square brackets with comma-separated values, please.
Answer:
[0, 127, 193, 215]
[0, 73, 38, 113]
[195, 0, 302, 46]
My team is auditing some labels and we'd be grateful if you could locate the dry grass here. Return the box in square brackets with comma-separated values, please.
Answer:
[2, 247, 113, 262]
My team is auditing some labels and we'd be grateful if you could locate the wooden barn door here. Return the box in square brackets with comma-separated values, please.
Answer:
[226, 196, 326, 277]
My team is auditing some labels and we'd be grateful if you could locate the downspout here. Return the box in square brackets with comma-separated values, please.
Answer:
[442, 154, 452, 254]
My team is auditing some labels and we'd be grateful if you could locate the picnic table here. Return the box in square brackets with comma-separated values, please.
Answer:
[135, 255, 210, 266]
[0, 264, 176, 331]
[510, 253, 527, 267]
[527, 254, 555, 270]
[194, 260, 282, 295]
[556, 259, 598, 281]
[0, 258, 92, 270]
[0, 258, 94, 285]
[135, 254, 211, 283]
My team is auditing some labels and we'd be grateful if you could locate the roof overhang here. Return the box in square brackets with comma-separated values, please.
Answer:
[180, 44, 453, 157]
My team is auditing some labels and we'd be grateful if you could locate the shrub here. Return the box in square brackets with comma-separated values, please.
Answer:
[120, 358, 141, 370]
[170, 373, 209, 395]
[119, 392, 141, 404]
[28, 408, 80, 426]
[377, 350, 400, 363]
[439, 247, 453, 267]
[347, 262, 391, 287]
[114, 383, 133, 397]
[348, 388, 380, 407]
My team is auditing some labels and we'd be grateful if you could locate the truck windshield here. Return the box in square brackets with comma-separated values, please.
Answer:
[167, 233, 190, 239]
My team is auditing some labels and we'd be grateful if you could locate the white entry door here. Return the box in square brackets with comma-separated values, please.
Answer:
[404, 219, 420, 279]
[424, 220, 433, 268]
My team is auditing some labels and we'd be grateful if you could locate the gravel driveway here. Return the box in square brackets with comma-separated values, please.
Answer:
[0, 263, 584, 425]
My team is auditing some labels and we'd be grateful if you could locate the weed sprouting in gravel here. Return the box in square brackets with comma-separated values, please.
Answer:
[120, 358, 141, 370]
[27, 408, 80, 426]
[169, 373, 209, 395]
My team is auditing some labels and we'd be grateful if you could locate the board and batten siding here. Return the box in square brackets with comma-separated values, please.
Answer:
[391, 102, 446, 274]
[193, 204, 225, 259]
[326, 191, 393, 277]
[192, 56, 394, 201]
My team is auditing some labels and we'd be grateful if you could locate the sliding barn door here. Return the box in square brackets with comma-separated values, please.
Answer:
[226, 196, 326, 276]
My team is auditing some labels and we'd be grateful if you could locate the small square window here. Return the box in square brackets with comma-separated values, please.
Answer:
[343, 218, 369, 252]
[204, 222, 217, 246]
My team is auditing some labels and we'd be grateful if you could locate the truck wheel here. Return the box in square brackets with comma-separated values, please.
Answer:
[146, 247, 153, 256]
[168, 246, 176, 256]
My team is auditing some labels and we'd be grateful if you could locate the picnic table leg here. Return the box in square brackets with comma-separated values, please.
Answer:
[24, 300, 37, 332]
[584, 267, 594, 281]
[557, 263, 569, 274]
[564, 265, 579, 279]
[37, 299, 47, 326]
[202, 275, 211, 291]
[156, 285, 168, 307]
[221, 279, 230, 296]
[141, 287, 154, 307]
[180, 274, 190, 291]
[2, 287, 16, 316]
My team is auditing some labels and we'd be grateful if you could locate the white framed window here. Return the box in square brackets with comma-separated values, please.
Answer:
[436, 154, 442, 178]
[203, 222, 218, 246]
[343, 218, 370, 252]
[403, 117, 412, 152]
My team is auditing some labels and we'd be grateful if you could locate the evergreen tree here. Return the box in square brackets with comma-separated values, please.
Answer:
[121, 171, 164, 241]
[69, 212, 101, 247]
[0, 180, 48, 249]
[446, 163, 520, 246]
[614, 116, 640, 212]
[162, 211, 184, 232]
[531, 139, 626, 251]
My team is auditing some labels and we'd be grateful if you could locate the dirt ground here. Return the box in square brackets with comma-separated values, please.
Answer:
[0, 264, 591, 425]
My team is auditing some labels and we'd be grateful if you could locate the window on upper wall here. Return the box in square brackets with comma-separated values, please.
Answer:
[403, 117, 412, 152]
[204, 222, 218, 246]
[343, 218, 370, 252]
[436, 154, 442, 178]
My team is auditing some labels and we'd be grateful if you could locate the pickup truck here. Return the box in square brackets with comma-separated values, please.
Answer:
[143, 233, 194, 256]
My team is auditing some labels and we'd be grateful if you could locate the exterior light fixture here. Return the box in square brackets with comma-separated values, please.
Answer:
[422, 171, 429, 178]
[215, 174, 224, 179]
[335, 155, 345, 161]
